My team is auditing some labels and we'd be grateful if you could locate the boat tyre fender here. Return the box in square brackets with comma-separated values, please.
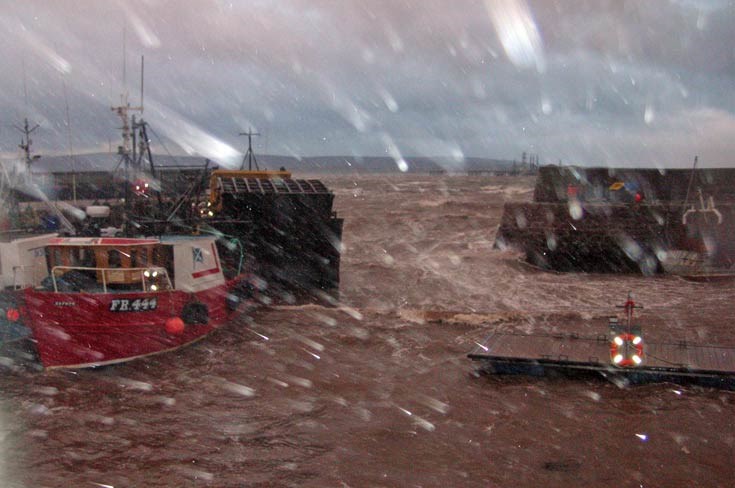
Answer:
[181, 302, 209, 325]
[226, 293, 240, 311]
[227, 280, 255, 311]
[235, 280, 255, 300]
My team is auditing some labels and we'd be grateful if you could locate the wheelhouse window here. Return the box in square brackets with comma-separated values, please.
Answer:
[137, 248, 148, 267]
[108, 249, 122, 268]
[46, 247, 63, 268]
[80, 248, 95, 267]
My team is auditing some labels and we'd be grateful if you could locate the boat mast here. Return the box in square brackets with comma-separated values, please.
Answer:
[112, 42, 143, 219]
[239, 128, 260, 171]
[684, 155, 698, 206]
[17, 59, 40, 174]
[12, 117, 79, 235]
[15, 118, 40, 174]
[7, 119, 40, 228]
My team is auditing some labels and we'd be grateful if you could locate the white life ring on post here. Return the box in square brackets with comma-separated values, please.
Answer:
[610, 333, 644, 367]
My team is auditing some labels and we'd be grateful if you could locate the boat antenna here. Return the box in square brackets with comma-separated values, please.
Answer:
[22, 58, 29, 113]
[140, 54, 144, 114]
[62, 78, 78, 203]
[133, 55, 164, 213]
[134, 55, 149, 173]
[112, 30, 143, 223]
[239, 128, 260, 171]
[684, 155, 698, 206]
[122, 24, 127, 105]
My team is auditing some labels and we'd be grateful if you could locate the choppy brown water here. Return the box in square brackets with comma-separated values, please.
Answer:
[1, 175, 733, 487]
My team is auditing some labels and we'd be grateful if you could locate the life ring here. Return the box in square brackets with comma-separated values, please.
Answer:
[610, 333, 644, 367]
[181, 302, 209, 325]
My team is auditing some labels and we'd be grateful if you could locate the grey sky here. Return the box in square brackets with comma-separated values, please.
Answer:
[0, 0, 733, 168]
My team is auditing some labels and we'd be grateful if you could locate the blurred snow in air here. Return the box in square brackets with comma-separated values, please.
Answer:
[6, 17, 72, 74]
[381, 133, 409, 172]
[417, 394, 450, 414]
[484, 0, 546, 72]
[118, 1, 161, 48]
[541, 97, 552, 115]
[145, 101, 242, 167]
[377, 87, 399, 113]
[220, 379, 256, 397]
[119, 377, 153, 391]
[644, 105, 655, 125]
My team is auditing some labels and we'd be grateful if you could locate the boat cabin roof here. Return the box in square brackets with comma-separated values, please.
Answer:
[0, 232, 58, 244]
[48, 237, 160, 247]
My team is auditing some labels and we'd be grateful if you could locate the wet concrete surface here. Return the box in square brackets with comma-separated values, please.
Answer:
[1, 175, 733, 487]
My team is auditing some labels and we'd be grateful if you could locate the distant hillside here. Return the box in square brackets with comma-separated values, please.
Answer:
[21, 153, 517, 174]
[296, 156, 517, 174]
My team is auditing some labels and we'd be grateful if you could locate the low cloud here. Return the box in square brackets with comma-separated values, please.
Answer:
[0, 0, 732, 167]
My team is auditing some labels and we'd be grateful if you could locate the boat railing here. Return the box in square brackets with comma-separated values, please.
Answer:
[682, 190, 723, 225]
[49, 266, 172, 294]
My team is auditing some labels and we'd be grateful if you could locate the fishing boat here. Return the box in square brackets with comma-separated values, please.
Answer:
[495, 163, 735, 275]
[18, 234, 252, 368]
[1, 61, 342, 369]
[659, 191, 735, 281]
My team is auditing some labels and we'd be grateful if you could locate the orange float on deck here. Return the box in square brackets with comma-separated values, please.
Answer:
[165, 317, 185, 335]
[6, 308, 20, 322]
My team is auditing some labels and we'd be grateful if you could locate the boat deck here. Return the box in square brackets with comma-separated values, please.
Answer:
[469, 332, 735, 389]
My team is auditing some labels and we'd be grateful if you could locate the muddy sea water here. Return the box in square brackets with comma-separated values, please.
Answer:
[1, 175, 733, 487]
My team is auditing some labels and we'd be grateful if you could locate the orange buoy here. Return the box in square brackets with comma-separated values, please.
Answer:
[6, 308, 20, 323]
[165, 317, 185, 335]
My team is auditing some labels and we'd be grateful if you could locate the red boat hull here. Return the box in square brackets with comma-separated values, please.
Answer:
[21, 282, 241, 369]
